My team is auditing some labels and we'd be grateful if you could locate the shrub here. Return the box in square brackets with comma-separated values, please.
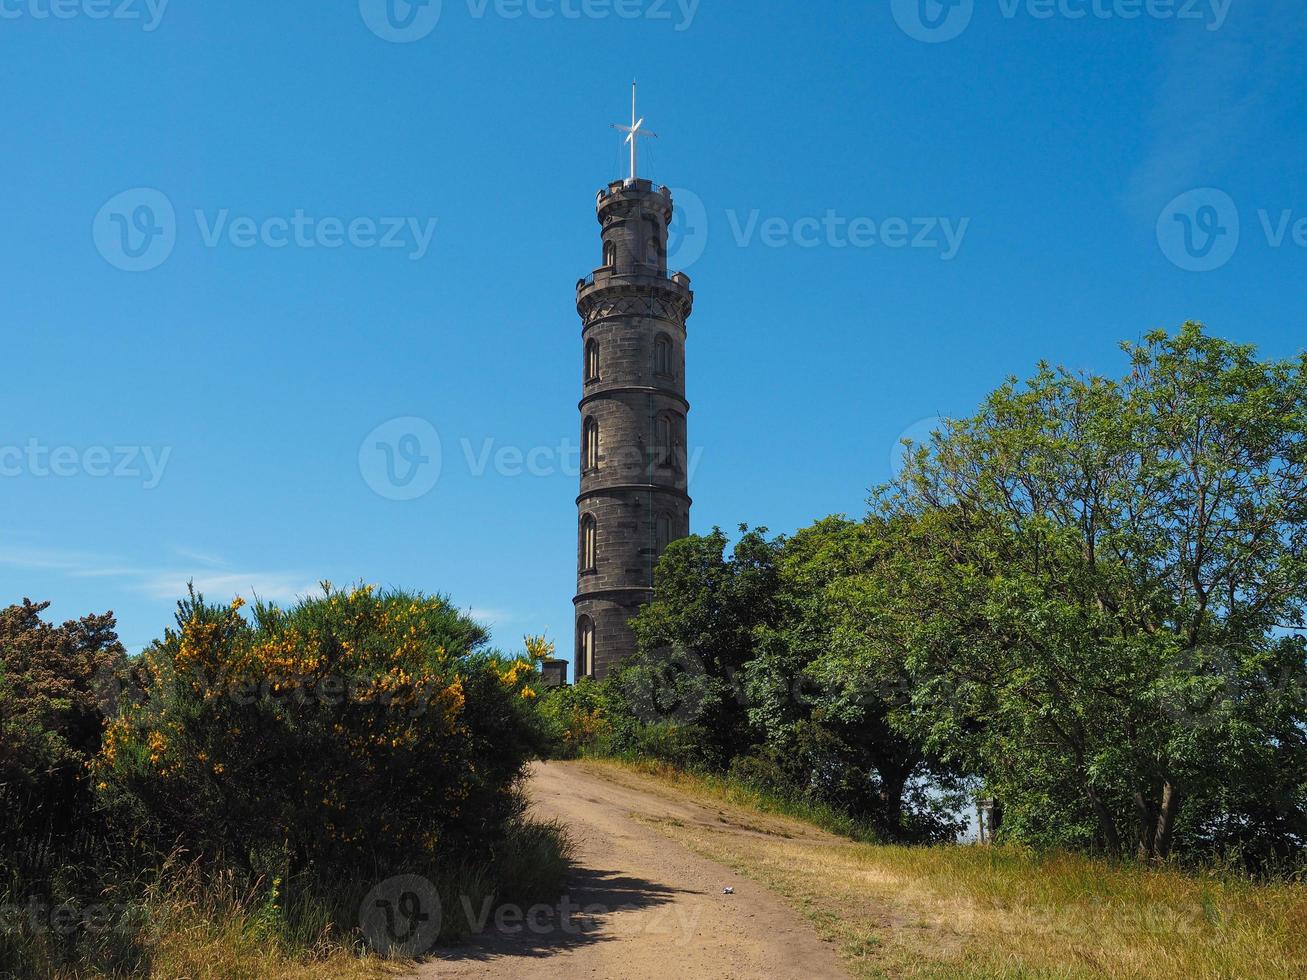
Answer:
[0, 601, 142, 977]
[0, 600, 126, 839]
[537, 679, 613, 757]
[2, 588, 571, 974]
[96, 584, 549, 881]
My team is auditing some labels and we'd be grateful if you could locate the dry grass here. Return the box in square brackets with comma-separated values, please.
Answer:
[18, 862, 405, 980]
[129, 868, 394, 980]
[145, 925, 397, 980]
[589, 759, 1307, 979]
[6, 815, 574, 978]
[18, 900, 399, 980]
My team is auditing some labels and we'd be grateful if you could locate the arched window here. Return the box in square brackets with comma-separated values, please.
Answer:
[654, 334, 672, 376]
[654, 413, 685, 471]
[647, 237, 661, 266]
[580, 514, 597, 572]
[656, 512, 672, 555]
[603, 240, 616, 268]
[585, 339, 600, 382]
[654, 415, 672, 464]
[583, 416, 599, 472]
[577, 616, 595, 679]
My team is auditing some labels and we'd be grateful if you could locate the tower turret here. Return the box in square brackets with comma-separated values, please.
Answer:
[573, 175, 694, 680]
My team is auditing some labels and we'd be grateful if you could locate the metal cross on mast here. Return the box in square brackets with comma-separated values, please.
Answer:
[612, 81, 658, 183]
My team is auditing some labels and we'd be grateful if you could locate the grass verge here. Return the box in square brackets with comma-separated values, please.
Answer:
[585, 752, 881, 842]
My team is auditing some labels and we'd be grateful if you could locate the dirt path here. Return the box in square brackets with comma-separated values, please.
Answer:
[409, 760, 848, 979]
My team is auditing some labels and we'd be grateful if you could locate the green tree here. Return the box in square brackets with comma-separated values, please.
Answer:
[750, 516, 963, 842]
[863, 323, 1307, 862]
[625, 527, 782, 766]
[1, 600, 132, 971]
[626, 523, 959, 840]
[0, 600, 126, 838]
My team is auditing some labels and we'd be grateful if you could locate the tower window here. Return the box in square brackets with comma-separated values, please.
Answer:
[603, 241, 616, 268]
[583, 416, 599, 472]
[585, 339, 600, 382]
[653, 412, 685, 470]
[654, 415, 672, 464]
[580, 514, 597, 572]
[577, 616, 595, 679]
[654, 334, 672, 376]
[656, 512, 672, 555]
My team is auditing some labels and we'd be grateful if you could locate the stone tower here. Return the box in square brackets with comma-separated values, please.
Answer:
[573, 177, 694, 680]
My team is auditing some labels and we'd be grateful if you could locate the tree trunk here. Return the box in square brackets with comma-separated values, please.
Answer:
[875, 751, 922, 836]
[1134, 791, 1158, 861]
[1086, 784, 1121, 855]
[876, 763, 912, 834]
[1153, 780, 1183, 860]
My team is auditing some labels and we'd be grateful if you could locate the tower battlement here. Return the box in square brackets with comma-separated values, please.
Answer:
[597, 178, 672, 202]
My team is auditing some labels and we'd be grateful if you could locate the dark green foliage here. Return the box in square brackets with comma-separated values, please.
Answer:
[0, 601, 144, 977]
[752, 516, 966, 843]
[627, 527, 782, 767]
[0, 600, 126, 839]
[608, 525, 963, 842]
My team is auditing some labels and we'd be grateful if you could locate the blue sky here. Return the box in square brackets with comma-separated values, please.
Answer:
[2, 0, 1304, 653]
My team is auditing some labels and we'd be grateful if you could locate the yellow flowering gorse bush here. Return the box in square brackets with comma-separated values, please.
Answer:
[96, 584, 550, 876]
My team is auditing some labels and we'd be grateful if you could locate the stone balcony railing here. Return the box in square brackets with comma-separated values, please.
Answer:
[596, 179, 672, 204]
[577, 264, 693, 293]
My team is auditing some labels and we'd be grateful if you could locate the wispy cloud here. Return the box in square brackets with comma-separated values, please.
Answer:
[170, 547, 233, 569]
[137, 571, 319, 603]
[1127, 2, 1307, 213]
[466, 606, 519, 626]
[0, 542, 316, 604]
